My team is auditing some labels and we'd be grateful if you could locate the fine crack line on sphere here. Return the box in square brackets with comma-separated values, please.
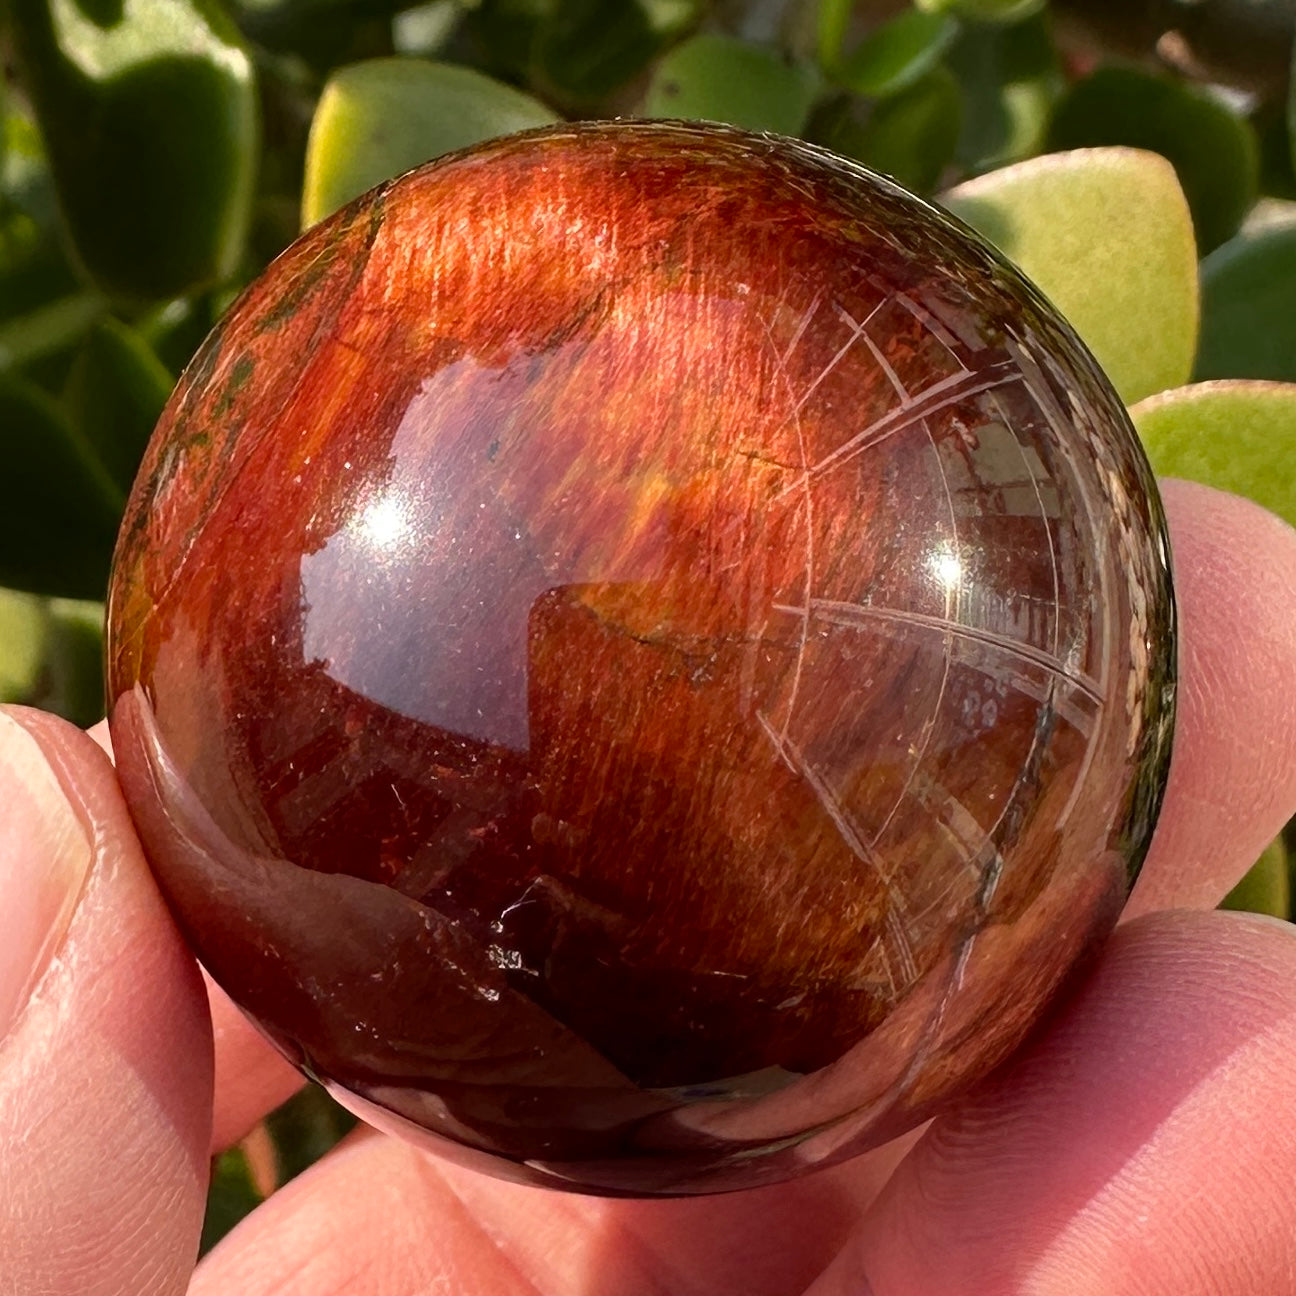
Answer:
[1001, 338, 1117, 836]
[834, 302, 908, 400]
[892, 290, 970, 355]
[755, 301, 825, 753]
[883, 906, 918, 992]
[836, 298, 963, 860]
[1004, 338, 1111, 701]
[782, 600, 1105, 705]
[781, 349, 816, 751]
[783, 296, 888, 424]
[865, 413, 959, 855]
[753, 711, 918, 992]
[769, 363, 1022, 505]
[778, 290, 825, 369]
[986, 389, 1065, 664]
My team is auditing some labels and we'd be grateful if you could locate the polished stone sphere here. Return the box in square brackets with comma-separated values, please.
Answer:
[106, 120, 1175, 1196]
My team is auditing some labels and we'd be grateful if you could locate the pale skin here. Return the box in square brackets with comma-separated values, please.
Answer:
[3, 478, 1296, 1296]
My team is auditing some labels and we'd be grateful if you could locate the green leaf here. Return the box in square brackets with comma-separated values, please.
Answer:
[1256, 102, 1296, 201]
[1290, 24, 1296, 179]
[1047, 66, 1259, 255]
[227, 0, 397, 76]
[945, 12, 1059, 173]
[0, 105, 82, 325]
[460, 0, 549, 84]
[136, 294, 220, 377]
[1129, 380, 1296, 531]
[816, 0, 852, 72]
[200, 1148, 263, 1256]
[302, 58, 557, 229]
[532, 0, 690, 108]
[0, 374, 123, 599]
[265, 1085, 357, 1184]
[392, 0, 462, 57]
[1197, 212, 1296, 384]
[917, 0, 1044, 21]
[40, 597, 106, 726]
[9, 0, 260, 301]
[833, 10, 956, 100]
[641, 34, 820, 136]
[0, 292, 104, 376]
[0, 588, 106, 723]
[943, 148, 1198, 405]
[63, 318, 173, 496]
[0, 588, 49, 704]
[810, 67, 961, 195]
[1221, 835, 1290, 920]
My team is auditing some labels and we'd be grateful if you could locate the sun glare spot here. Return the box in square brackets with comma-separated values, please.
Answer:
[357, 493, 412, 551]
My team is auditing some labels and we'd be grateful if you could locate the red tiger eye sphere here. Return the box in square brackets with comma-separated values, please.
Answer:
[106, 120, 1175, 1196]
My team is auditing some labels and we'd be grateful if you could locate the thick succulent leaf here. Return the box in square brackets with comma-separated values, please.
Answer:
[532, 0, 698, 107]
[38, 598, 106, 727]
[641, 35, 820, 136]
[265, 1085, 357, 1184]
[945, 13, 1059, 174]
[1221, 836, 1290, 920]
[810, 68, 961, 195]
[302, 58, 557, 229]
[393, 1, 464, 57]
[1291, 26, 1296, 178]
[0, 375, 123, 599]
[1129, 381, 1296, 530]
[63, 318, 173, 496]
[943, 148, 1198, 405]
[0, 588, 48, 704]
[136, 294, 220, 378]
[0, 293, 104, 376]
[816, 0, 853, 71]
[0, 591, 105, 724]
[9, 0, 260, 301]
[831, 10, 956, 100]
[459, 0, 549, 83]
[1047, 66, 1258, 254]
[1256, 104, 1296, 201]
[917, 0, 1045, 21]
[0, 106, 81, 325]
[1196, 213, 1296, 384]
[200, 1148, 263, 1256]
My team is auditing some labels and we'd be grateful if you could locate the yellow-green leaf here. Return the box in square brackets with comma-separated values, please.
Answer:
[942, 147, 1198, 405]
[302, 58, 557, 230]
[640, 34, 820, 136]
[1129, 380, 1296, 531]
[1221, 835, 1290, 920]
[1047, 65, 1258, 255]
[918, 0, 1044, 22]
[0, 588, 48, 703]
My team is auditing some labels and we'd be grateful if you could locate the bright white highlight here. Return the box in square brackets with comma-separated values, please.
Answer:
[357, 494, 411, 551]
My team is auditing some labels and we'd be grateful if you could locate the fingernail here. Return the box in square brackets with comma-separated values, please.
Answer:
[0, 712, 93, 1040]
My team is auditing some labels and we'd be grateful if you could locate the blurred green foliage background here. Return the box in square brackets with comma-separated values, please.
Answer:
[1, 0, 1294, 1250]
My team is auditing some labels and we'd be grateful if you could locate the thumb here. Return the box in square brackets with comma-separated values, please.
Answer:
[0, 707, 212, 1295]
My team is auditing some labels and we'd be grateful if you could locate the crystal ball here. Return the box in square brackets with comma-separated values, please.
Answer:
[106, 121, 1175, 1196]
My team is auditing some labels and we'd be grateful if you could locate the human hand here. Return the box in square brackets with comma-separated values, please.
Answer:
[3, 477, 1295, 1296]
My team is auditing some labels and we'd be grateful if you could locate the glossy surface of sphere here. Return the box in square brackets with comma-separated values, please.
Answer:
[106, 121, 1175, 1196]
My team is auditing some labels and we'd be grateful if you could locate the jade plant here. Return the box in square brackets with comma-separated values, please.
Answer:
[1, 0, 1293, 1252]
